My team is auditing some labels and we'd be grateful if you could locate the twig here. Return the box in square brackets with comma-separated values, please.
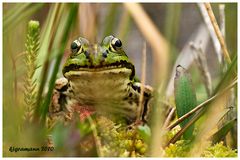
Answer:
[166, 78, 237, 130]
[163, 107, 175, 129]
[138, 42, 147, 121]
[128, 42, 148, 157]
[165, 109, 204, 147]
[190, 42, 212, 96]
[204, 3, 231, 64]
[219, 4, 227, 70]
[124, 3, 169, 84]
[198, 3, 222, 64]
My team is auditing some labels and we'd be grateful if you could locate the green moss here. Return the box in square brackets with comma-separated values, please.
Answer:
[165, 140, 191, 157]
[164, 140, 237, 157]
[202, 142, 237, 157]
[96, 116, 148, 157]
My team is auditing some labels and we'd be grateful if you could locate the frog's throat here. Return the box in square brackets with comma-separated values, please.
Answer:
[63, 61, 135, 80]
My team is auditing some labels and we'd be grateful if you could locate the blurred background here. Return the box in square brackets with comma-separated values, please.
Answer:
[3, 3, 237, 157]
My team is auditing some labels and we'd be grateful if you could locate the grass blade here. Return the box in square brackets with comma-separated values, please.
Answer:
[40, 4, 78, 124]
[211, 118, 236, 144]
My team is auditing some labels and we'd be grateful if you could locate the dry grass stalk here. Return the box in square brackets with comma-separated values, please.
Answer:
[124, 3, 169, 84]
[163, 107, 175, 129]
[189, 93, 230, 156]
[197, 3, 222, 64]
[204, 3, 231, 64]
[138, 42, 147, 120]
[190, 42, 212, 96]
[219, 4, 226, 66]
[124, 3, 169, 157]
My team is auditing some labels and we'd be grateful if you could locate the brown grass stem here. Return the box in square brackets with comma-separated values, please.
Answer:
[204, 3, 231, 64]
[138, 42, 147, 121]
[163, 107, 175, 129]
[124, 3, 169, 84]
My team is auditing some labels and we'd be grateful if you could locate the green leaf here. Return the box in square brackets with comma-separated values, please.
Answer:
[137, 124, 151, 143]
[211, 118, 236, 144]
[174, 65, 197, 139]
[40, 4, 78, 124]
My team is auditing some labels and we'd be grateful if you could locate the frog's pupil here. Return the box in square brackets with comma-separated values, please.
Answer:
[114, 39, 122, 47]
[71, 41, 81, 54]
[71, 42, 78, 50]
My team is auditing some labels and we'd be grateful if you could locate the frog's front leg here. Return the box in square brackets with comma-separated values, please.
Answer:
[47, 77, 96, 129]
[47, 78, 75, 128]
[131, 82, 153, 123]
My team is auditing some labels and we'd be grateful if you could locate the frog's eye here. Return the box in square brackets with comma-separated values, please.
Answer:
[71, 40, 82, 54]
[110, 37, 122, 52]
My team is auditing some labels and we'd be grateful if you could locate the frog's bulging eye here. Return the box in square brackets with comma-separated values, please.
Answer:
[71, 40, 82, 54]
[110, 37, 122, 52]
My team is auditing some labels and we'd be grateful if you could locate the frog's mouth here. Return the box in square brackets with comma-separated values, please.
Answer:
[63, 60, 135, 80]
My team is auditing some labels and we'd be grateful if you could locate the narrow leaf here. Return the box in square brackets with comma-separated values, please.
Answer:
[174, 65, 197, 139]
[211, 118, 236, 144]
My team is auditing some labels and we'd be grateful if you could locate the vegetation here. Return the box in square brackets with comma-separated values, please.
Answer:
[3, 3, 237, 157]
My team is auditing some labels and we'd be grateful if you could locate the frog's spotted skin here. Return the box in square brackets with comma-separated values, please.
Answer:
[50, 35, 152, 123]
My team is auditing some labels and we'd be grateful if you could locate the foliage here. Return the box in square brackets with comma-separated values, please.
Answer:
[96, 116, 148, 157]
[23, 20, 40, 123]
[165, 140, 191, 157]
[202, 142, 237, 157]
[165, 140, 237, 157]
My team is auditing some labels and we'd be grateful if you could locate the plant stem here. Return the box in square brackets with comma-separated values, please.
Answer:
[204, 3, 231, 64]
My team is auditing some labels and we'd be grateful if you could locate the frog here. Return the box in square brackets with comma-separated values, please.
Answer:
[48, 35, 153, 126]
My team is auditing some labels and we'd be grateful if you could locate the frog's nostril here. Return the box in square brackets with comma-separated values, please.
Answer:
[102, 51, 108, 58]
[84, 51, 90, 59]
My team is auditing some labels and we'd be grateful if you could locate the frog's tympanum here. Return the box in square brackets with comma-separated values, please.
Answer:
[48, 35, 152, 125]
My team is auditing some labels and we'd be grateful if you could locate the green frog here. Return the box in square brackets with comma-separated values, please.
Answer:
[48, 35, 152, 125]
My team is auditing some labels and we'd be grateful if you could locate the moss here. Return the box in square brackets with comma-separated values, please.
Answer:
[164, 140, 237, 157]
[96, 116, 148, 157]
[202, 142, 237, 157]
[164, 140, 191, 157]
